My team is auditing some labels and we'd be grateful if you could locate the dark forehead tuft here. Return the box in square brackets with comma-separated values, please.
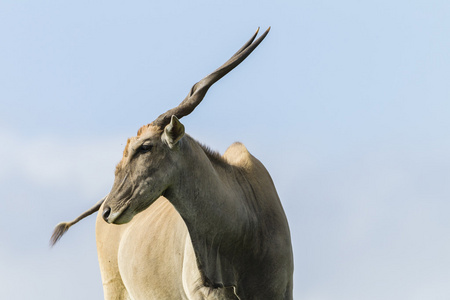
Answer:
[136, 123, 162, 137]
[137, 124, 150, 136]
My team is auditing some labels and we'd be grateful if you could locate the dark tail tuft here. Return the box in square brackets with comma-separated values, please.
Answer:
[50, 222, 71, 247]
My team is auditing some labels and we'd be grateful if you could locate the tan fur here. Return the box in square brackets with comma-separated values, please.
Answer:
[96, 196, 238, 300]
[223, 142, 252, 169]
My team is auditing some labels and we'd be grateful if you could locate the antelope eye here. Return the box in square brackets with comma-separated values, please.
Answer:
[139, 142, 153, 153]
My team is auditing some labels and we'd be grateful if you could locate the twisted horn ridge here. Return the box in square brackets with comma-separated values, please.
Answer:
[152, 27, 270, 128]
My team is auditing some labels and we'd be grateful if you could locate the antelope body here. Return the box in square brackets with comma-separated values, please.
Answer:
[52, 28, 293, 300]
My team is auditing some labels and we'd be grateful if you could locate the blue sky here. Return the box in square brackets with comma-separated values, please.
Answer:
[1, 1, 450, 299]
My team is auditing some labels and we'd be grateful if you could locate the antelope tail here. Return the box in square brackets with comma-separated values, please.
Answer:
[50, 195, 108, 246]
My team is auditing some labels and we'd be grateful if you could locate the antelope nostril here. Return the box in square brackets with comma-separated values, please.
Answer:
[102, 206, 111, 222]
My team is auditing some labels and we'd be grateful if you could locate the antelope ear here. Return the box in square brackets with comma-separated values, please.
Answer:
[162, 115, 185, 148]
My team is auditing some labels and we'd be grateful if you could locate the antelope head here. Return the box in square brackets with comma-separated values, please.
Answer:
[102, 28, 270, 224]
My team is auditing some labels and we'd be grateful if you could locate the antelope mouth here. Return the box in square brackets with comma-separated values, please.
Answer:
[104, 186, 170, 224]
[102, 193, 135, 224]
[106, 203, 132, 225]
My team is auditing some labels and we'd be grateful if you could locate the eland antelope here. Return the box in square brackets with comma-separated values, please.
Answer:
[52, 27, 293, 300]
